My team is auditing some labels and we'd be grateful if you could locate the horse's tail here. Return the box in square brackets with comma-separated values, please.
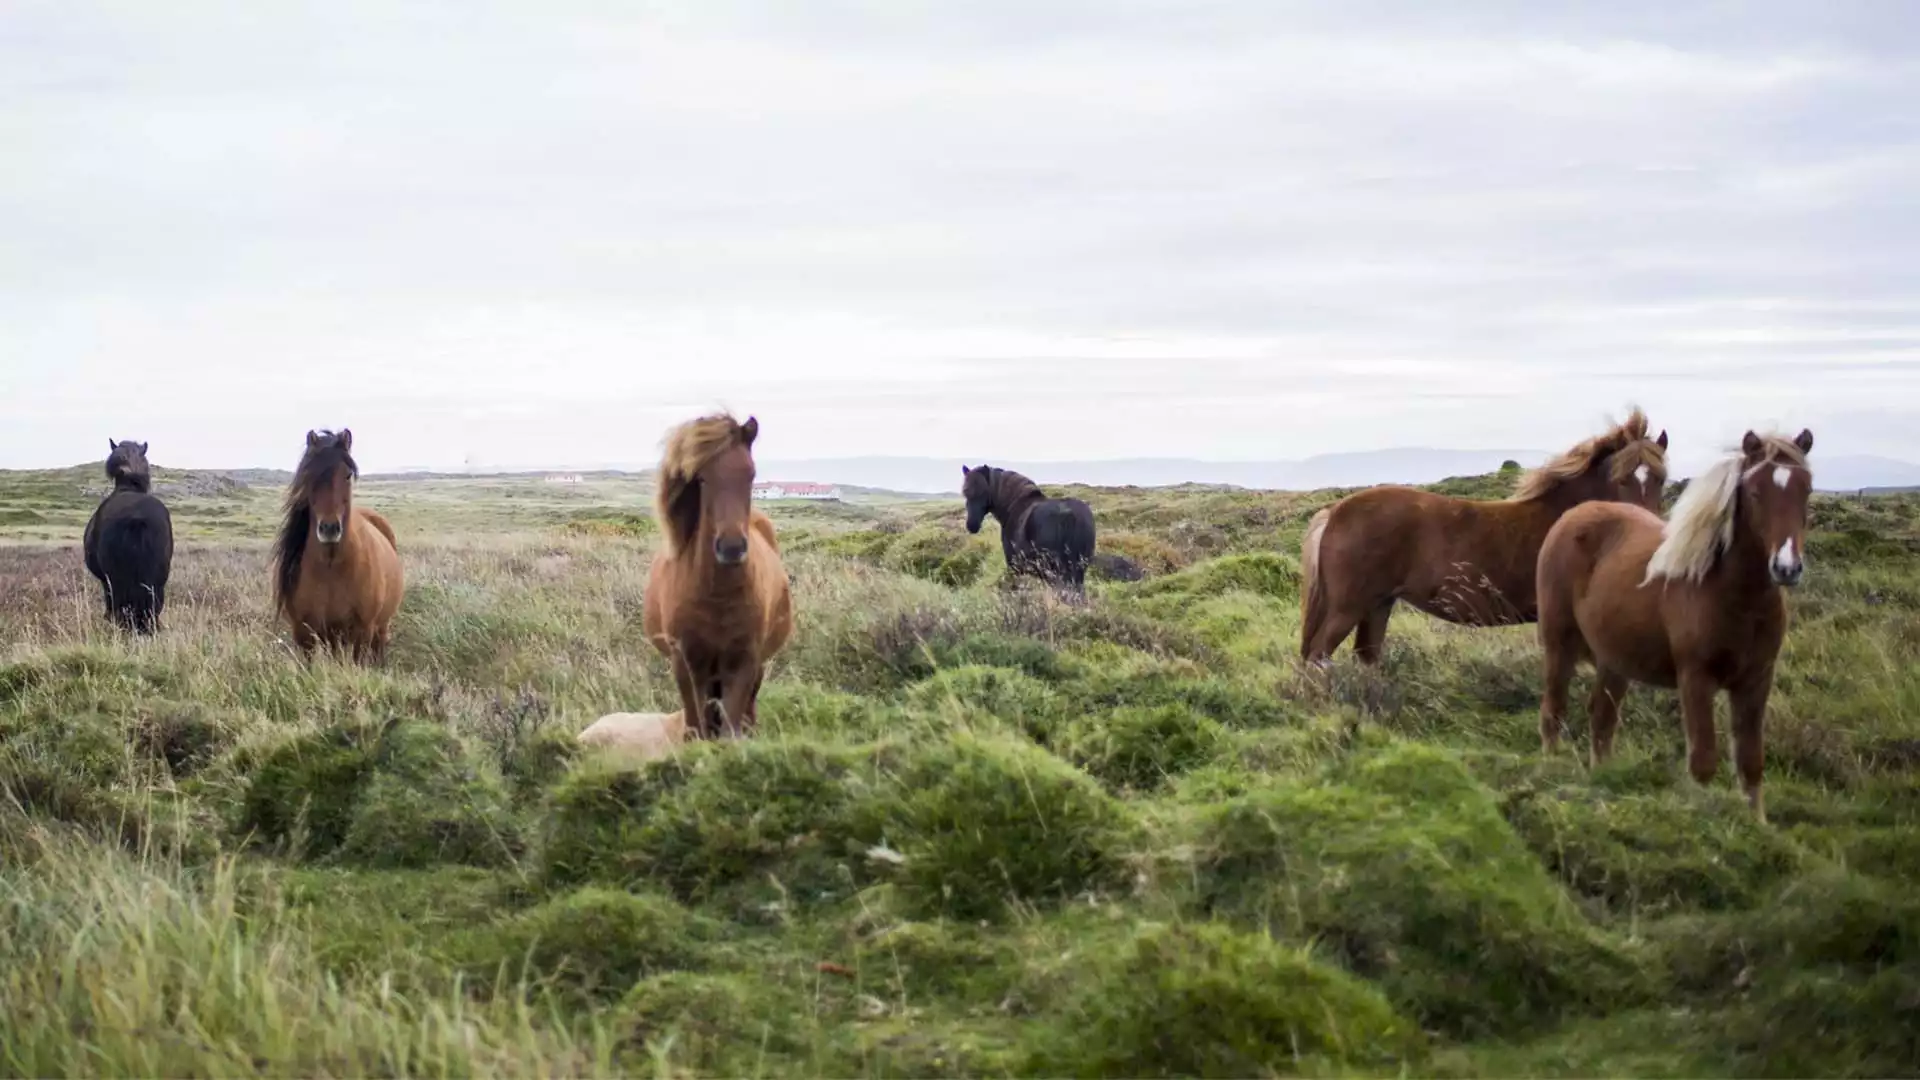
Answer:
[1299, 507, 1332, 661]
[361, 508, 399, 553]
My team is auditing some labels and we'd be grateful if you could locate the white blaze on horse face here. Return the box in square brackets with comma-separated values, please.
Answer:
[1634, 464, 1650, 485]
[1773, 536, 1799, 575]
[1773, 465, 1793, 489]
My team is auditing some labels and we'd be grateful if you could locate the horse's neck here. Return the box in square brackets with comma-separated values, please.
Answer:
[112, 478, 150, 494]
[1716, 501, 1781, 596]
[993, 484, 1044, 530]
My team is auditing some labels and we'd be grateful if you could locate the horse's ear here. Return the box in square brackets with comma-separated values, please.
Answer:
[1741, 431, 1763, 458]
[306, 429, 322, 449]
[1794, 428, 1814, 454]
[138, 441, 148, 455]
[1656, 430, 1668, 450]
[961, 465, 970, 476]
[107, 437, 117, 453]
[740, 416, 758, 447]
[338, 428, 352, 452]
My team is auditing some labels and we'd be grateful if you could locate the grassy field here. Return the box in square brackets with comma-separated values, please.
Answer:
[2, 461, 1918, 1077]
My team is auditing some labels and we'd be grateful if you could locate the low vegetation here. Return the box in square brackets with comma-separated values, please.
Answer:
[2, 464, 1917, 1076]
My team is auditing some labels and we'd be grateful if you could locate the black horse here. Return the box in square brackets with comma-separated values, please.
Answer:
[961, 464, 1097, 597]
[82, 439, 174, 633]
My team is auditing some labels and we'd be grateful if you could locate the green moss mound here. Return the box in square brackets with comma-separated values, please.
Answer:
[337, 723, 523, 869]
[1029, 921, 1422, 1077]
[1132, 551, 1302, 602]
[1060, 705, 1227, 792]
[619, 973, 809, 1074]
[862, 734, 1142, 920]
[1194, 743, 1646, 1037]
[236, 728, 378, 859]
[1506, 782, 1806, 917]
[538, 740, 868, 912]
[884, 527, 992, 587]
[903, 665, 1070, 743]
[461, 887, 705, 1002]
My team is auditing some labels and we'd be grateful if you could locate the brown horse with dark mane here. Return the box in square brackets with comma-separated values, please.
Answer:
[643, 413, 794, 739]
[1536, 428, 1814, 821]
[1300, 408, 1669, 666]
[271, 429, 405, 663]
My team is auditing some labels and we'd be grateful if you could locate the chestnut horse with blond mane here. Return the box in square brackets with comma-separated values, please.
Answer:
[643, 413, 794, 739]
[1536, 428, 1814, 822]
[271, 429, 405, 663]
[1300, 409, 1669, 666]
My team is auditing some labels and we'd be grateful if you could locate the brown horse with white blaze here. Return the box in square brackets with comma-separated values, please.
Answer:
[643, 413, 794, 739]
[1536, 429, 1815, 822]
[271, 429, 405, 663]
[1300, 408, 1669, 666]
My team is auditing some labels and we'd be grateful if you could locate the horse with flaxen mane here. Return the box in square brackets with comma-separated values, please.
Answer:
[270, 429, 405, 663]
[961, 464, 1096, 598]
[1536, 428, 1814, 822]
[642, 413, 794, 739]
[82, 439, 174, 634]
[1300, 408, 1669, 666]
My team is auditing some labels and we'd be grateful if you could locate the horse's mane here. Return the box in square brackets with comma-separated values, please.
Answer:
[1511, 407, 1665, 502]
[272, 433, 358, 614]
[654, 413, 752, 556]
[1645, 433, 1810, 585]
[987, 466, 1044, 511]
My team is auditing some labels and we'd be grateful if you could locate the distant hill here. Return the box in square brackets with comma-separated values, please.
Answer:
[752, 450, 1552, 495]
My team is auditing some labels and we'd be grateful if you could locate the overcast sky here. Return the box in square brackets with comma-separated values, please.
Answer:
[4, 1, 1918, 476]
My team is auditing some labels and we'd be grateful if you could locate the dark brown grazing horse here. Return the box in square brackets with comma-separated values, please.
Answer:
[82, 439, 174, 634]
[643, 413, 794, 739]
[1536, 429, 1814, 822]
[961, 464, 1097, 598]
[1300, 408, 1669, 666]
[271, 429, 405, 663]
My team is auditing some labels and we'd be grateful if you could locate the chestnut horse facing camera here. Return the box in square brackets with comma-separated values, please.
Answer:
[270, 429, 405, 663]
[1535, 428, 1815, 822]
[1300, 408, 1669, 666]
[643, 413, 794, 739]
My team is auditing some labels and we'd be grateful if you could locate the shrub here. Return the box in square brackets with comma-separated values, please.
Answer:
[1028, 921, 1422, 1076]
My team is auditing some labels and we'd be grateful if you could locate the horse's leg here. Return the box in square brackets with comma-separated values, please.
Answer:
[1538, 634, 1578, 755]
[663, 643, 704, 739]
[717, 663, 760, 738]
[1677, 668, 1721, 787]
[1353, 600, 1395, 665]
[1586, 667, 1630, 767]
[1304, 598, 1366, 667]
[1729, 672, 1773, 823]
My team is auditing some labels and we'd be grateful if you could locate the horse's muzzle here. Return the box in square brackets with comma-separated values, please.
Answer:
[1771, 563, 1804, 587]
[713, 535, 748, 565]
[316, 519, 345, 544]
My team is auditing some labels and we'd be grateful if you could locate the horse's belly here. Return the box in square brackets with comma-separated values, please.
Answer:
[1572, 594, 1677, 687]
